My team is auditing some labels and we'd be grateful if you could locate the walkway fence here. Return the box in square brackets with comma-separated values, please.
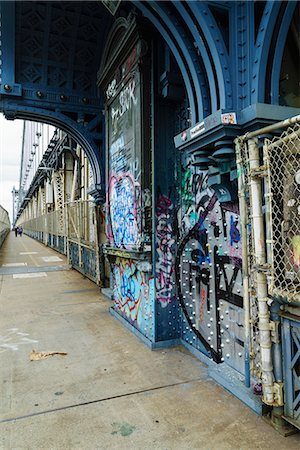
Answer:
[0, 205, 10, 248]
[19, 201, 104, 285]
[235, 115, 300, 428]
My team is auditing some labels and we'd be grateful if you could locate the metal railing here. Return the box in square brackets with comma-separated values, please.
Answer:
[0, 205, 10, 247]
[18, 201, 102, 284]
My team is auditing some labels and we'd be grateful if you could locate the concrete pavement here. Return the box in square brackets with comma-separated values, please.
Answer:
[0, 232, 299, 449]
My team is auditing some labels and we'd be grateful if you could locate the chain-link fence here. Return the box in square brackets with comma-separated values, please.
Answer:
[265, 123, 300, 302]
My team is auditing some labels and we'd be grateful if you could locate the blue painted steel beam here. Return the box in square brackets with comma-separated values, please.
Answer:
[66, 3, 82, 92]
[270, 1, 297, 105]
[251, 0, 281, 104]
[0, 1, 16, 84]
[188, 1, 231, 110]
[133, 1, 197, 124]
[150, 2, 205, 119]
[282, 317, 294, 418]
[172, 1, 217, 114]
[0, 1, 21, 96]
[230, 1, 255, 111]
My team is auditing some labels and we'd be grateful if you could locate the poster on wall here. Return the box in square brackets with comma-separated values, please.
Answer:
[107, 69, 142, 249]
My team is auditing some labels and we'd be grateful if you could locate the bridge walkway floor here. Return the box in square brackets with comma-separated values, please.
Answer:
[0, 232, 299, 449]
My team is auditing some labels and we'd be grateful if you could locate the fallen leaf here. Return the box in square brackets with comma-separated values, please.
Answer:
[30, 349, 67, 361]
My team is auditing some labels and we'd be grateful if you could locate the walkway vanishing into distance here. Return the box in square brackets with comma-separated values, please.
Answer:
[0, 233, 299, 449]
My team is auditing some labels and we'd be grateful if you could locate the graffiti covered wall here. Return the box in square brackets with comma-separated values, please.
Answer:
[176, 162, 244, 372]
[113, 257, 154, 340]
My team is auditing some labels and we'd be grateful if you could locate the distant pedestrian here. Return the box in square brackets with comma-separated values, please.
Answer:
[14, 227, 18, 237]
[18, 226, 23, 237]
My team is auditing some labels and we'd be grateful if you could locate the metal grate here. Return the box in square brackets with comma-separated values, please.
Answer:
[265, 123, 300, 302]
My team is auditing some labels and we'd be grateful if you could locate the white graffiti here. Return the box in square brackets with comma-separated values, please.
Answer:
[0, 328, 38, 353]
[111, 79, 137, 125]
[106, 78, 117, 99]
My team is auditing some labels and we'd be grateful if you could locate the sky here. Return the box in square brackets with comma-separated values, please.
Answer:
[0, 115, 23, 222]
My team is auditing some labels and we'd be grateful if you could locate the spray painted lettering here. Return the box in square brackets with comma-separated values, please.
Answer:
[113, 258, 154, 339]
[108, 173, 140, 249]
[155, 195, 176, 307]
[111, 79, 137, 126]
[176, 168, 244, 368]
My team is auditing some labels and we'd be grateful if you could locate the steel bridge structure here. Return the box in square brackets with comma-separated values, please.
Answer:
[1, 0, 300, 433]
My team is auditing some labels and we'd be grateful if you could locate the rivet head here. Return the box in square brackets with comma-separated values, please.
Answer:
[4, 84, 12, 93]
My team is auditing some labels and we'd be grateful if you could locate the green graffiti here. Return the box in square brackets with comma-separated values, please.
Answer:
[181, 167, 193, 210]
[111, 422, 136, 437]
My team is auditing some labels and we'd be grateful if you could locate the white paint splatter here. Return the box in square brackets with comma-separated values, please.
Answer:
[13, 272, 47, 279]
[2, 262, 27, 267]
[19, 252, 38, 255]
[40, 256, 63, 262]
[0, 329, 38, 353]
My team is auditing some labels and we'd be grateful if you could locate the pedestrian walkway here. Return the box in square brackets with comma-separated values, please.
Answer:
[0, 232, 299, 449]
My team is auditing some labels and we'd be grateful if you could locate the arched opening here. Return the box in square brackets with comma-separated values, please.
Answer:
[10, 118, 109, 287]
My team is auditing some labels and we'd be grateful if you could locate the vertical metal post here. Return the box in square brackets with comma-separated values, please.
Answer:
[235, 138, 251, 387]
[78, 202, 82, 268]
[248, 137, 275, 405]
[66, 203, 70, 264]
[94, 205, 101, 286]
[150, 42, 157, 342]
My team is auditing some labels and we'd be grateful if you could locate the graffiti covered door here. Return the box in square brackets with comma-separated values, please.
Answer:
[106, 67, 142, 250]
[176, 160, 245, 372]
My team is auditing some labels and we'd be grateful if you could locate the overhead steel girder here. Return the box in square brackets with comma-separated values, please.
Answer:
[133, 1, 198, 124]
[133, 0, 297, 126]
[172, 1, 218, 113]
[149, 1, 208, 119]
[251, 1, 297, 104]
[187, 1, 232, 111]
[270, 1, 298, 105]
[0, 0, 113, 202]
[1, 102, 104, 203]
[133, 0, 233, 124]
[250, 0, 281, 104]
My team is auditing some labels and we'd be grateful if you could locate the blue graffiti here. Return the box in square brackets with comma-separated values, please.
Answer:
[230, 215, 241, 246]
[121, 273, 136, 300]
[109, 174, 139, 248]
